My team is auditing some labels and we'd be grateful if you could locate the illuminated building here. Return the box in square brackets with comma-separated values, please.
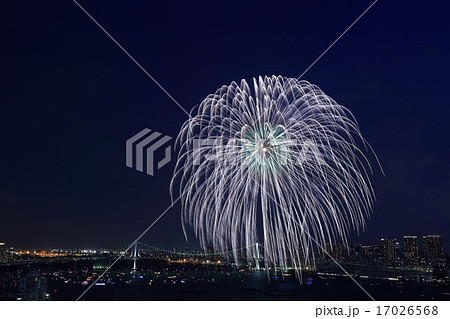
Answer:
[381, 238, 397, 264]
[403, 236, 419, 265]
[361, 245, 381, 264]
[423, 235, 443, 264]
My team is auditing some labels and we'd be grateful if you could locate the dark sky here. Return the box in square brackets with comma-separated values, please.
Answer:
[1, 1, 449, 250]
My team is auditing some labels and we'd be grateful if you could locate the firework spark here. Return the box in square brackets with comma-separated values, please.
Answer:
[171, 75, 380, 278]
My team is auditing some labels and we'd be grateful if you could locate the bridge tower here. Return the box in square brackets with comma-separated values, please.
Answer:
[255, 243, 261, 270]
[132, 242, 138, 270]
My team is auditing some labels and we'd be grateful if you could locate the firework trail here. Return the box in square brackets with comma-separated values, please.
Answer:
[171, 75, 380, 278]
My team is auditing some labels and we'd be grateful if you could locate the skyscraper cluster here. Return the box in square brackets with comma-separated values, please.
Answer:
[381, 235, 443, 265]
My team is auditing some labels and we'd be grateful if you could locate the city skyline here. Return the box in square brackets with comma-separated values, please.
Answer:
[0, 233, 446, 254]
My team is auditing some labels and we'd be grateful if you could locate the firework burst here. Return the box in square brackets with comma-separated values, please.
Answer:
[171, 75, 380, 277]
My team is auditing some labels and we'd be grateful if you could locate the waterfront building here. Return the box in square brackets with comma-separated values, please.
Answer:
[381, 238, 397, 264]
[403, 236, 419, 265]
[423, 235, 443, 264]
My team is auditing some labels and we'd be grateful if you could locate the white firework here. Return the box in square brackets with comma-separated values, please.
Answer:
[171, 75, 379, 277]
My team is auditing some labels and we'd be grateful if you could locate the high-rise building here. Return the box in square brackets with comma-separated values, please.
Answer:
[381, 238, 397, 264]
[423, 235, 443, 264]
[403, 236, 419, 265]
[361, 245, 381, 264]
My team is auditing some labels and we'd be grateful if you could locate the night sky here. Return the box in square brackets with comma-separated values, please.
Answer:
[1, 1, 449, 251]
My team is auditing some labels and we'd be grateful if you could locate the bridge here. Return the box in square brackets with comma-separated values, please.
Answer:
[129, 242, 263, 269]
